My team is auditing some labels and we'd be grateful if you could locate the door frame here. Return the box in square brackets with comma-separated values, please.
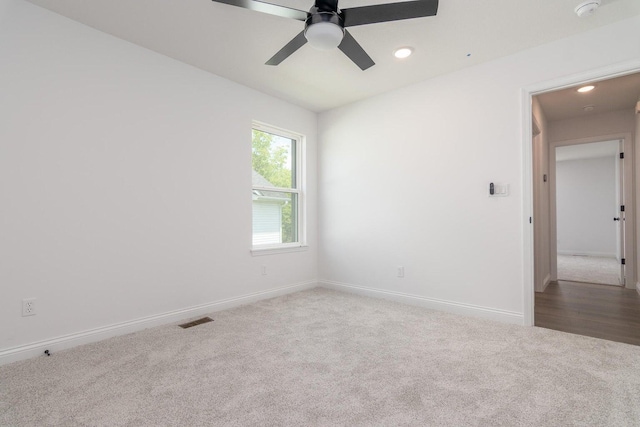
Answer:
[521, 59, 640, 326]
[549, 135, 633, 286]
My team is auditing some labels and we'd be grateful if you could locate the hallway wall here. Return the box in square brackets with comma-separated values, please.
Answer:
[532, 98, 551, 291]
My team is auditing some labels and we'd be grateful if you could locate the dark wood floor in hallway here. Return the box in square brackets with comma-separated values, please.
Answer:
[535, 280, 640, 346]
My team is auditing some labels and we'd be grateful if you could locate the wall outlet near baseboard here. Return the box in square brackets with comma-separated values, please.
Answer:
[22, 298, 36, 316]
[397, 266, 405, 278]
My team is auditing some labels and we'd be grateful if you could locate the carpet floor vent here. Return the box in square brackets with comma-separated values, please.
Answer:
[179, 317, 213, 329]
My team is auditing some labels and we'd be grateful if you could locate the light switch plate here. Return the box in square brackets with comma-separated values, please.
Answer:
[489, 183, 509, 197]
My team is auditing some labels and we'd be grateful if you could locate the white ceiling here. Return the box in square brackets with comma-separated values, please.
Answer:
[536, 72, 640, 122]
[25, 0, 640, 112]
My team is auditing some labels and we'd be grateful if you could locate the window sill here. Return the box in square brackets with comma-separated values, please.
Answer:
[251, 245, 309, 256]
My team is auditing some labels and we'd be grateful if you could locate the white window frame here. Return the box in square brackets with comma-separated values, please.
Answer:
[251, 121, 306, 255]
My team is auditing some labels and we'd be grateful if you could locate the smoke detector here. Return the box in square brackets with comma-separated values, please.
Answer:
[575, 1, 601, 17]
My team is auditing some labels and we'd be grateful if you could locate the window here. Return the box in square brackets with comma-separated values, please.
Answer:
[251, 122, 304, 251]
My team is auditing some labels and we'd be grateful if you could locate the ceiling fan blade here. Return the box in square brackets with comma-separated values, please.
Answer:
[341, 0, 438, 27]
[265, 31, 308, 66]
[338, 30, 375, 71]
[211, 0, 308, 21]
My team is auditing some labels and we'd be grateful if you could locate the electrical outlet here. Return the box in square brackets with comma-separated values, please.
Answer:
[22, 298, 36, 316]
[261, 265, 267, 275]
[397, 266, 405, 278]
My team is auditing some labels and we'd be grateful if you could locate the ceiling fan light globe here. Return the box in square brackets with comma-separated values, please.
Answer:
[304, 22, 344, 51]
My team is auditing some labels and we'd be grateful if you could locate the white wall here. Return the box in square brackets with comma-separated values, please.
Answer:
[0, 0, 317, 363]
[548, 109, 636, 143]
[556, 156, 617, 257]
[318, 15, 640, 322]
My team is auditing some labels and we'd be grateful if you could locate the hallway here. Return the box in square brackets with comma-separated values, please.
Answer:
[535, 281, 640, 345]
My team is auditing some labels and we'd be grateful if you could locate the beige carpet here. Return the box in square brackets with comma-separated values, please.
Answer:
[557, 254, 621, 286]
[2, 288, 640, 426]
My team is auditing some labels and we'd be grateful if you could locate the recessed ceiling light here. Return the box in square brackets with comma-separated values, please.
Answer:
[577, 85, 595, 93]
[393, 47, 413, 59]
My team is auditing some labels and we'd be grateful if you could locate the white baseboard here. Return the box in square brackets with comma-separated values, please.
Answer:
[541, 273, 551, 292]
[557, 251, 616, 258]
[0, 281, 316, 366]
[319, 280, 523, 325]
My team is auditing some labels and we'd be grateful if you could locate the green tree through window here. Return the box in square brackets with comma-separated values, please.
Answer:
[252, 127, 299, 245]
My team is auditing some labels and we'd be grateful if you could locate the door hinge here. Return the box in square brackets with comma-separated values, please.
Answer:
[529, 217, 532, 224]
[622, 258, 626, 265]
[621, 205, 625, 212]
[620, 152, 625, 159]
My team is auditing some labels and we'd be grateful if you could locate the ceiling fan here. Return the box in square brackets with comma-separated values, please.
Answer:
[211, 0, 439, 70]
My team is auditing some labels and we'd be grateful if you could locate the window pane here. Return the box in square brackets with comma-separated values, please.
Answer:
[252, 191, 298, 245]
[252, 129, 295, 189]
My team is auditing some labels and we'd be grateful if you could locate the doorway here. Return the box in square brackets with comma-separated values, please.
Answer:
[554, 139, 624, 287]
[524, 68, 640, 343]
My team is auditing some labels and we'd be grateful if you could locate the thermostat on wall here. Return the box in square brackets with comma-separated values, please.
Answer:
[489, 182, 509, 197]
